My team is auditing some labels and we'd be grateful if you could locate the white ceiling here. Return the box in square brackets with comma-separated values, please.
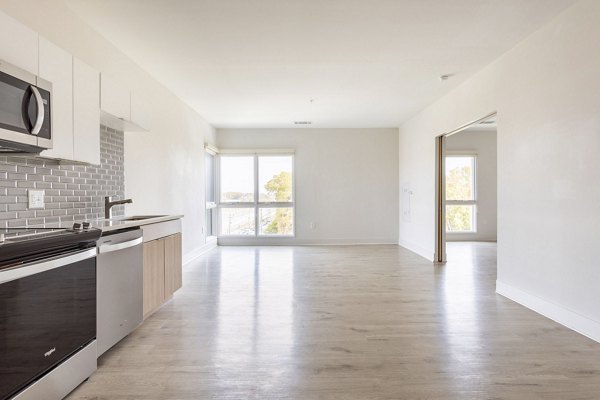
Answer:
[66, 0, 576, 128]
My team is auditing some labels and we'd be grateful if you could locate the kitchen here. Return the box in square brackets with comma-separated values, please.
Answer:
[0, 5, 194, 399]
[3, 1, 600, 399]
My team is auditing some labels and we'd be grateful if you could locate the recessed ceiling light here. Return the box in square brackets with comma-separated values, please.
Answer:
[294, 121, 312, 125]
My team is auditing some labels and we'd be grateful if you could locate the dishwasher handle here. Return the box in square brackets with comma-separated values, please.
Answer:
[98, 237, 143, 254]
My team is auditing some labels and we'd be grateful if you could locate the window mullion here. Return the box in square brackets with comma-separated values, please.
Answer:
[254, 154, 259, 236]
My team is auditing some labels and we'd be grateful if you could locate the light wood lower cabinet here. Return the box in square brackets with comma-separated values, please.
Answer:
[164, 233, 183, 296]
[143, 238, 165, 317]
[143, 233, 182, 318]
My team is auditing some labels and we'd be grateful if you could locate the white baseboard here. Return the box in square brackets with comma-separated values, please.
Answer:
[398, 239, 434, 262]
[217, 237, 398, 246]
[183, 238, 217, 265]
[496, 281, 600, 343]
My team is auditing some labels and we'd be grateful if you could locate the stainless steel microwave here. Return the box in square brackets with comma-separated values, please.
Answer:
[0, 59, 52, 153]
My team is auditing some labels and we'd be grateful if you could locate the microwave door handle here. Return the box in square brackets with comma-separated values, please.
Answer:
[30, 86, 44, 135]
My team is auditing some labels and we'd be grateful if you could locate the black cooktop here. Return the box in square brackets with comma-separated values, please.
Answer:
[0, 226, 102, 270]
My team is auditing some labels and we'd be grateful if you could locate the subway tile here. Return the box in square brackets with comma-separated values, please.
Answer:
[52, 169, 67, 176]
[17, 181, 35, 188]
[35, 210, 53, 217]
[17, 165, 35, 174]
[0, 180, 16, 188]
[0, 164, 17, 172]
[0, 127, 124, 226]
[7, 219, 26, 227]
[8, 172, 27, 180]
[0, 211, 18, 219]
[8, 203, 27, 211]
[35, 182, 52, 189]
[17, 211, 36, 219]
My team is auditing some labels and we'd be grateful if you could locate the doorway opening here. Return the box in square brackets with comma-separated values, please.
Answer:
[435, 113, 497, 263]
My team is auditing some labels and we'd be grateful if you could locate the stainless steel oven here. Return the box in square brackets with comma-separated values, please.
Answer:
[0, 59, 52, 153]
[0, 227, 100, 400]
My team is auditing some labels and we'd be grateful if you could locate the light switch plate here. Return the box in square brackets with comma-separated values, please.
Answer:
[28, 189, 45, 209]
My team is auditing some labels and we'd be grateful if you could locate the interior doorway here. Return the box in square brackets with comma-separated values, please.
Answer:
[435, 113, 497, 263]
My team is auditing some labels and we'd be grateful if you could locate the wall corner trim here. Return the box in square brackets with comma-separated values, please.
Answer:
[496, 281, 600, 344]
[398, 239, 434, 262]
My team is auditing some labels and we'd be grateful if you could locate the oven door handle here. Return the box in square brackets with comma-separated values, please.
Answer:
[98, 237, 143, 254]
[0, 248, 96, 284]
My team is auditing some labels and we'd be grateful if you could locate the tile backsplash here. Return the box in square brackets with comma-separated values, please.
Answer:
[0, 125, 125, 228]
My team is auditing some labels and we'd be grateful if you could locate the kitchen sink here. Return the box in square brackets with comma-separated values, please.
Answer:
[118, 215, 167, 221]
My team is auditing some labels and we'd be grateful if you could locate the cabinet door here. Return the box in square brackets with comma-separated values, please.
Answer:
[73, 58, 100, 164]
[0, 10, 38, 74]
[164, 233, 182, 297]
[39, 38, 73, 160]
[143, 239, 165, 318]
[100, 74, 130, 120]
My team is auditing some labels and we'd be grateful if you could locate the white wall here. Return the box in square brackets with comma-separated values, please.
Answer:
[0, 1, 216, 260]
[445, 129, 497, 242]
[398, 0, 600, 341]
[217, 128, 399, 244]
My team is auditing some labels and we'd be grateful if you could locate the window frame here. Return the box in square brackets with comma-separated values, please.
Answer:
[444, 153, 477, 234]
[205, 145, 218, 239]
[218, 150, 295, 238]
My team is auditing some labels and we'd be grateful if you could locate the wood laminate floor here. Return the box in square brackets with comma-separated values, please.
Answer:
[68, 243, 600, 399]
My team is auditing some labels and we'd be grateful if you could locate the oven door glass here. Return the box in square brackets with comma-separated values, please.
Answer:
[0, 255, 96, 400]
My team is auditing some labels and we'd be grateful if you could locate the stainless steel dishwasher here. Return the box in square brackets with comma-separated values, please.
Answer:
[96, 228, 144, 357]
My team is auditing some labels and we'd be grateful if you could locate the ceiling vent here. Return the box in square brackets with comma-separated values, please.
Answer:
[294, 121, 312, 125]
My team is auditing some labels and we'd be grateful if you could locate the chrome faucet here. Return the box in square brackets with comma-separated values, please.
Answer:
[104, 196, 133, 219]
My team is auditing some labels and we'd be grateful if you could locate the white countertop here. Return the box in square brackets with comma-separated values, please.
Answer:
[28, 215, 183, 233]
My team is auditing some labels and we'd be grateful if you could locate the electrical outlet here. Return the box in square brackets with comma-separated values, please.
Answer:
[309, 222, 316, 230]
[28, 189, 45, 209]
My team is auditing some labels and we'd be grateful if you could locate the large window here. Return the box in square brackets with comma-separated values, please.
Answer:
[445, 155, 476, 233]
[219, 153, 294, 236]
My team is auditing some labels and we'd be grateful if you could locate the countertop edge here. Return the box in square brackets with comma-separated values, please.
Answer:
[98, 215, 184, 232]
[25, 215, 184, 232]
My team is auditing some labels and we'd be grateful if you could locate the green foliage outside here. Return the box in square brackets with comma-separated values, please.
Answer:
[264, 171, 293, 234]
[446, 165, 474, 232]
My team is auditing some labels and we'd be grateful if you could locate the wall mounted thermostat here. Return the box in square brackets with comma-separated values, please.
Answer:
[28, 189, 45, 209]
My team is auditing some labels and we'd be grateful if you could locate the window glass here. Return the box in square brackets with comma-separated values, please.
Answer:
[259, 207, 294, 235]
[220, 156, 254, 202]
[258, 156, 293, 202]
[446, 205, 475, 232]
[445, 156, 474, 201]
[205, 153, 215, 203]
[218, 154, 294, 237]
[220, 208, 255, 235]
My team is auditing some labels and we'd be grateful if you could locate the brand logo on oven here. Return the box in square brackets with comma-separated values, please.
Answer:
[44, 347, 56, 357]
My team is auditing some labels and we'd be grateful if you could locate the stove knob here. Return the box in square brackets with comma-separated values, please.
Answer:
[72, 223, 82, 231]
[82, 222, 90, 230]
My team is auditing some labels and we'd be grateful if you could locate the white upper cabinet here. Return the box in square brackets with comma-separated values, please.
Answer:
[73, 58, 100, 165]
[39, 38, 74, 160]
[0, 10, 38, 74]
[100, 74, 130, 120]
[130, 89, 153, 131]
